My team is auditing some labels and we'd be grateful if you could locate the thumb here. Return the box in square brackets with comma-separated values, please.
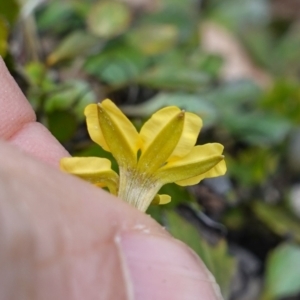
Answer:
[0, 141, 222, 300]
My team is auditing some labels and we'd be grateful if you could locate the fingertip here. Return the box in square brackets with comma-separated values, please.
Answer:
[120, 232, 223, 300]
[0, 57, 36, 139]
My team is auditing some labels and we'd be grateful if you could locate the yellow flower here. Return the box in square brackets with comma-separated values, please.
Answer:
[60, 99, 226, 212]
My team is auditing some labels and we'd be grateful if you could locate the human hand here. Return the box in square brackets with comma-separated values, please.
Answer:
[0, 57, 222, 300]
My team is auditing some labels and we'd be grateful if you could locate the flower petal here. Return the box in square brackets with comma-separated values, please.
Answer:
[154, 143, 225, 184]
[60, 156, 119, 194]
[85, 103, 110, 151]
[175, 160, 226, 186]
[97, 99, 140, 168]
[138, 106, 185, 172]
[151, 194, 171, 205]
[168, 112, 202, 161]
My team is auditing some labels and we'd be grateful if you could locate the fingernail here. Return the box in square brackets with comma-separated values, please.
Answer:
[120, 232, 223, 300]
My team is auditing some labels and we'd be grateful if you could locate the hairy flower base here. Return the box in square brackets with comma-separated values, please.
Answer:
[60, 99, 226, 212]
[118, 168, 162, 212]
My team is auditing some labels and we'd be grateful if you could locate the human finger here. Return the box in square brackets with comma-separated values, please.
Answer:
[0, 57, 69, 166]
[0, 141, 222, 300]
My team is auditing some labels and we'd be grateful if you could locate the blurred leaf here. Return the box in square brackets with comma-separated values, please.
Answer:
[45, 80, 94, 115]
[157, 183, 195, 208]
[227, 148, 278, 186]
[70, 1, 91, 17]
[166, 210, 236, 299]
[24, 61, 47, 85]
[209, 0, 270, 31]
[24, 62, 57, 110]
[48, 111, 77, 142]
[223, 208, 246, 231]
[139, 64, 210, 91]
[120, 92, 218, 127]
[73, 90, 96, 121]
[287, 128, 300, 173]
[37, 1, 73, 30]
[261, 80, 300, 125]
[205, 80, 261, 108]
[84, 43, 147, 85]
[24, 62, 54, 90]
[0, 0, 19, 25]
[253, 201, 300, 242]
[47, 30, 99, 65]
[36, 0, 83, 34]
[239, 27, 274, 69]
[272, 23, 300, 74]
[200, 81, 292, 145]
[190, 52, 223, 78]
[201, 21, 272, 88]
[145, 205, 164, 224]
[161, 0, 197, 11]
[127, 23, 179, 55]
[0, 18, 8, 56]
[223, 111, 291, 146]
[139, 6, 197, 44]
[87, 1, 131, 38]
[135, 57, 213, 98]
[264, 243, 300, 299]
[121, 81, 264, 132]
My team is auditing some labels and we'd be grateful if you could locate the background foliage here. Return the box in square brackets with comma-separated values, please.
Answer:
[2, 0, 300, 298]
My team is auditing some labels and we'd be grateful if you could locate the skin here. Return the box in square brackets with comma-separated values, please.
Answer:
[0, 57, 222, 300]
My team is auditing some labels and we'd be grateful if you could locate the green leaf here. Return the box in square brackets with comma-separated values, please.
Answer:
[119, 92, 218, 128]
[121, 59, 257, 113]
[227, 148, 278, 186]
[24, 62, 54, 89]
[47, 111, 77, 142]
[45, 80, 95, 117]
[0, 18, 8, 57]
[253, 201, 300, 242]
[87, 1, 131, 38]
[0, 0, 19, 25]
[239, 27, 274, 69]
[139, 64, 210, 91]
[204, 80, 261, 109]
[47, 30, 99, 65]
[127, 23, 179, 55]
[201, 81, 292, 145]
[223, 111, 291, 146]
[166, 210, 236, 299]
[37, 0, 83, 34]
[161, 0, 197, 11]
[138, 5, 198, 44]
[84, 43, 147, 85]
[264, 243, 300, 299]
[272, 23, 300, 74]
[157, 183, 195, 208]
[260, 80, 300, 125]
[73, 90, 96, 121]
[209, 0, 270, 31]
[24, 62, 57, 110]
